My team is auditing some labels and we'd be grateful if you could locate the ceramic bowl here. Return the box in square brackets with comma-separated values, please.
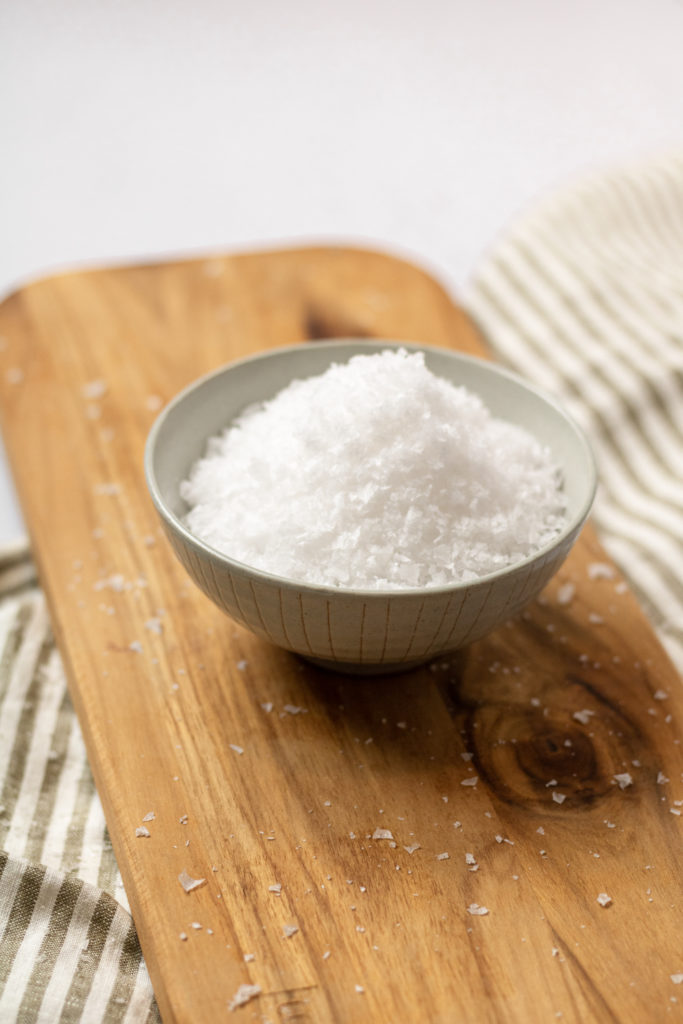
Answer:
[144, 340, 596, 674]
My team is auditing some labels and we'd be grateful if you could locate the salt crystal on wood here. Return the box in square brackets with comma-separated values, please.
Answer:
[178, 870, 207, 893]
[372, 827, 394, 841]
[596, 893, 612, 907]
[228, 984, 261, 1011]
[467, 903, 489, 916]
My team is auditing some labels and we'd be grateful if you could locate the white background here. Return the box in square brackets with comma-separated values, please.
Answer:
[2, 0, 682, 545]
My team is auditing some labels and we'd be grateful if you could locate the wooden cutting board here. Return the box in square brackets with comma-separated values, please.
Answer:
[0, 246, 681, 1024]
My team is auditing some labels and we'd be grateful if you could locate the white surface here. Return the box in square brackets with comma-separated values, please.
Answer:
[2, 0, 683, 546]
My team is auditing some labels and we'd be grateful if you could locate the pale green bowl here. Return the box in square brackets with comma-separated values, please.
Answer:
[144, 340, 596, 674]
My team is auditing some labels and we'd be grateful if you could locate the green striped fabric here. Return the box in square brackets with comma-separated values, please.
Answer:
[0, 542, 160, 1022]
[465, 151, 683, 674]
[1, 151, 681, 1021]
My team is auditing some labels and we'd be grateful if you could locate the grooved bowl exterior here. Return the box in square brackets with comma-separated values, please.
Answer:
[146, 341, 597, 673]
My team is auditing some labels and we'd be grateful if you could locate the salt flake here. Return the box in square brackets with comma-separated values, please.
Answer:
[228, 983, 261, 1011]
[178, 870, 207, 893]
[467, 903, 489, 916]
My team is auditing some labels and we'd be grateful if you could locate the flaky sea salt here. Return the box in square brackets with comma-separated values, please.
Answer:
[181, 349, 566, 589]
[228, 984, 261, 1011]
[178, 870, 207, 893]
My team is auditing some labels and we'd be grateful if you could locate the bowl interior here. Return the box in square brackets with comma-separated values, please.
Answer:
[146, 340, 596, 584]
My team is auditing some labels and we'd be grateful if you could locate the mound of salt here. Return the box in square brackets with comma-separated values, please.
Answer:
[181, 349, 566, 589]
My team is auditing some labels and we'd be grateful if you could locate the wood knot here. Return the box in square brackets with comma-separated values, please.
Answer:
[463, 690, 643, 812]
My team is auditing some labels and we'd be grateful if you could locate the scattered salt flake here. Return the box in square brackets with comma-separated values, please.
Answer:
[282, 924, 299, 938]
[614, 772, 633, 790]
[372, 828, 394, 841]
[657, 772, 670, 785]
[243, 953, 255, 962]
[179, 932, 188, 941]
[545, 779, 558, 787]
[322, 950, 331, 960]
[436, 852, 450, 861]
[588, 562, 615, 580]
[671, 974, 683, 985]
[537, 826, 545, 835]
[465, 852, 477, 865]
[129, 641, 143, 654]
[670, 808, 681, 817]
[236, 659, 248, 671]
[460, 752, 474, 762]
[269, 884, 282, 894]
[191, 922, 202, 930]
[596, 893, 612, 907]
[142, 812, 155, 822]
[135, 826, 150, 838]
[283, 704, 307, 715]
[556, 582, 575, 606]
[82, 378, 107, 400]
[403, 843, 420, 855]
[144, 617, 163, 635]
[178, 870, 207, 893]
[552, 792, 567, 805]
[588, 613, 604, 625]
[467, 903, 489, 916]
[230, 744, 244, 755]
[461, 777, 478, 787]
[573, 709, 595, 725]
[260, 702, 273, 712]
[228, 983, 261, 1012]
[355, 985, 365, 994]
[654, 689, 669, 701]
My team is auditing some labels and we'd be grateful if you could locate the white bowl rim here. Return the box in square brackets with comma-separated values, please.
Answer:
[144, 338, 598, 599]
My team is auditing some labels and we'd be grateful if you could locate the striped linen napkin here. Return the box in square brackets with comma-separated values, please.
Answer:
[0, 544, 160, 1022]
[1, 151, 681, 1022]
[465, 151, 683, 674]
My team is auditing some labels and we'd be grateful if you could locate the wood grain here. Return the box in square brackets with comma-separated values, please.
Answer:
[0, 246, 681, 1024]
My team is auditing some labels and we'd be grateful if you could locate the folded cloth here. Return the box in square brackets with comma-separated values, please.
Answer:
[465, 150, 683, 674]
[0, 543, 159, 1023]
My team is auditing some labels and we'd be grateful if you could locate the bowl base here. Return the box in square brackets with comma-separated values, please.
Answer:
[301, 654, 430, 676]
